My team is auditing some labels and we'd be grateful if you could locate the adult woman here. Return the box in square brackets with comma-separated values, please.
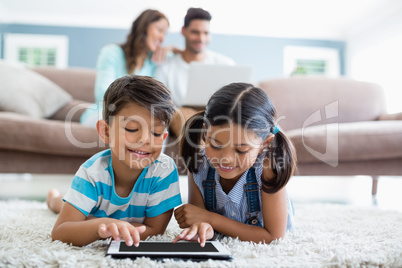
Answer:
[81, 9, 178, 127]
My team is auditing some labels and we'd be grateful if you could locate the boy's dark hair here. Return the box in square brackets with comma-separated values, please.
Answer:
[180, 83, 297, 194]
[103, 75, 175, 126]
[183, 7, 212, 27]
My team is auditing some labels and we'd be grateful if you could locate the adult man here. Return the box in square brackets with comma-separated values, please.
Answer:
[154, 7, 235, 136]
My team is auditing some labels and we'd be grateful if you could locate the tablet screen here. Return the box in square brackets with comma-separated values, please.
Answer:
[107, 241, 232, 260]
[119, 241, 219, 252]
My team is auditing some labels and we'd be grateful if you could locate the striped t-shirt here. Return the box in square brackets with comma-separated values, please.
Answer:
[63, 149, 182, 223]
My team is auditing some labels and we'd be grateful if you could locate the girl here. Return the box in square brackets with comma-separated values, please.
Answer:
[173, 82, 296, 246]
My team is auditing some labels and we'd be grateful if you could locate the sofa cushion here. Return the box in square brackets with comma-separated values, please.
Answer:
[258, 77, 386, 131]
[0, 60, 72, 118]
[0, 112, 105, 157]
[287, 120, 402, 165]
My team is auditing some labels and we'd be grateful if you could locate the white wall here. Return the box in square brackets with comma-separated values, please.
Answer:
[346, 1, 402, 113]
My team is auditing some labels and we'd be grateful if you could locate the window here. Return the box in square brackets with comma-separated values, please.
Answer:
[284, 46, 340, 77]
[4, 33, 68, 68]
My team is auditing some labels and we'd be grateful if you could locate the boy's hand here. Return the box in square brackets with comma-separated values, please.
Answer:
[98, 222, 146, 247]
[174, 204, 210, 228]
[172, 222, 214, 247]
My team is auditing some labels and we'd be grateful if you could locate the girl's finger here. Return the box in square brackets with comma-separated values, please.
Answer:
[173, 206, 183, 218]
[172, 228, 189, 243]
[198, 224, 208, 247]
[185, 225, 199, 241]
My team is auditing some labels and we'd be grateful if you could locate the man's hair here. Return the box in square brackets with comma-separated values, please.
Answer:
[103, 75, 175, 126]
[183, 7, 212, 27]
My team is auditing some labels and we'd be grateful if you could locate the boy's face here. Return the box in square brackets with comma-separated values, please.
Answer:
[99, 102, 168, 171]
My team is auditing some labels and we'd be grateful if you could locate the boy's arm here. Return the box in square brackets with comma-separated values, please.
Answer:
[131, 209, 173, 239]
[51, 202, 144, 246]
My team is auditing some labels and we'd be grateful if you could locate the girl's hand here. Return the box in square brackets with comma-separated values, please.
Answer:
[172, 222, 214, 247]
[98, 222, 146, 247]
[174, 204, 211, 228]
[151, 46, 182, 64]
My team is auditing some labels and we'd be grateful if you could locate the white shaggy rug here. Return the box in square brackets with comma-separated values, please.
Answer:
[0, 200, 401, 267]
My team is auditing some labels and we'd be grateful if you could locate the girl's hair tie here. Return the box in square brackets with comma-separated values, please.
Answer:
[271, 125, 279, 135]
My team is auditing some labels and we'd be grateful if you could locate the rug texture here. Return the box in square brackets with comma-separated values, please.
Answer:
[0, 199, 401, 267]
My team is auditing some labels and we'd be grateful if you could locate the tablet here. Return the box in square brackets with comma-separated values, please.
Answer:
[106, 240, 232, 261]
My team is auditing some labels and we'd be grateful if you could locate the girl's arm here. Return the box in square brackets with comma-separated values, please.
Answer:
[176, 188, 288, 244]
[175, 169, 288, 243]
[187, 172, 206, 208]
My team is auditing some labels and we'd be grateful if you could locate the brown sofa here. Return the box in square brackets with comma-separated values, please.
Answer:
[0, 67, 104, 174]
[1, 67, 401, 195]
[257, 78, 402, 194]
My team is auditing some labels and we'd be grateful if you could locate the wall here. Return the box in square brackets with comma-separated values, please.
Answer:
[346, 2, 402, 113]
[0, 23, 345, 82]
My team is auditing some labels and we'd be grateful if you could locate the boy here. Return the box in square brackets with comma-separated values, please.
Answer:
[50, 75, 182, 247]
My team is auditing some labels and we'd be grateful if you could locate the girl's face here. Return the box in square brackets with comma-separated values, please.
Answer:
[146, 18, 169, 52]
[204, 123, 268, 180]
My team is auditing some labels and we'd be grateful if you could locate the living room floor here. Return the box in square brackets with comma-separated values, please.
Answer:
[0, 173, 401, 212]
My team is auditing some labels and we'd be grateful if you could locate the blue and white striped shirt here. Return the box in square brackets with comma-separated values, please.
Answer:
[193, 151, 294, 231]
[63, 149, 182, 223]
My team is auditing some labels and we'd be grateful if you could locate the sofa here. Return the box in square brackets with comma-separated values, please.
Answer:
[256, 78, 402, 194]
[0, 66, 105, 174]
[1, 66, 401, 195]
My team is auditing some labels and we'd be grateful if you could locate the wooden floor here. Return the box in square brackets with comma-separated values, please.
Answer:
[0, 173, 401, 212]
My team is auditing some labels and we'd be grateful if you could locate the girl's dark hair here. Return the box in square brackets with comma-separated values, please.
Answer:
[103, 75, 175, 126]
[180, 83, 297, 193]
[120, 9, 168, 74]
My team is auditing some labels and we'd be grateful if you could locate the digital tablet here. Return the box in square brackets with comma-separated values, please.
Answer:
[106, 240, 232, 261]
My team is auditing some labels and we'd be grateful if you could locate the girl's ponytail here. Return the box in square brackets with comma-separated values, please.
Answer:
[179, 111, 206, 173]
[262, 129, 297, 194]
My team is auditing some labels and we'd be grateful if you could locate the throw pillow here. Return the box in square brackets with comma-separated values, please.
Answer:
[0, 60, 72, 118]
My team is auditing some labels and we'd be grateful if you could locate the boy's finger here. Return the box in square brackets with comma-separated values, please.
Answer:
[119, 225, 133, 247]
[136, 225, 146, 234]
[98, 224, 110, 238]
[108, 223, 121, 241]
[130, 227, 141, 247]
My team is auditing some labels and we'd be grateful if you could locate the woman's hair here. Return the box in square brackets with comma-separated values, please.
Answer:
[103, 75, 175, 127]
[120, 9, 168, 74]
[180, 82, 297, 193]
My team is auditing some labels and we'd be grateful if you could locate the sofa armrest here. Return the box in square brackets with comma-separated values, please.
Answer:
[378, 112, 402, 121]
